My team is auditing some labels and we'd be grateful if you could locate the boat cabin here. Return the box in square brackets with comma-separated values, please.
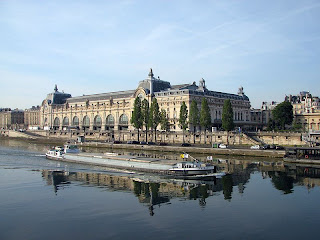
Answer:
[172, 161, 206, 169]
[285, 147, 320, 160]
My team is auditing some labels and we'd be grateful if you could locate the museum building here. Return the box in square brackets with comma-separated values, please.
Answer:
[40, 69, 251, 133]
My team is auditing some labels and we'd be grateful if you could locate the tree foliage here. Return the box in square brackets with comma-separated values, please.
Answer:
[200, 98, 211, 131]
[131, 97, 142, 141]
[189, 100, 200, 132]
[141, 99, 150, 141]
[272, 101, 293, 130]
[149, 98, 160, 132]
[149, 98, 160, 141]
[222, 99, 234, 131]
[160, 109, 170, 132]
[179, 101, 188, 131]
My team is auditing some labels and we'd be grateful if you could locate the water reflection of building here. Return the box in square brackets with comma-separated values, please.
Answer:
[41, 170, 249, 214]
[41, 161, 320, 210]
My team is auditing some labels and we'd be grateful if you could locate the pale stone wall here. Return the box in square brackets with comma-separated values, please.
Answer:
[44, 129, 306, 146]
[295, 111, 320, 131]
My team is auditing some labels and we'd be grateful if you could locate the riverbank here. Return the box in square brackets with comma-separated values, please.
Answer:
[81, 141, 285, 158]
[0, 134, 285, 158]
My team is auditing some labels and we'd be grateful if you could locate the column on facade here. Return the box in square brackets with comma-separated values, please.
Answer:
[89, 112, 94, 131]
[114, 112, 119, 131]
[59, 113, 63, 130]
[79, 113, 83, 130]
[102, 112, 107, 131]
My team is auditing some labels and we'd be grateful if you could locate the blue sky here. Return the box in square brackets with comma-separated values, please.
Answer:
[1, 0, 320, 109]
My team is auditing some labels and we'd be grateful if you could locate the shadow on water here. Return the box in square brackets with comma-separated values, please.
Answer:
[41, 160, 320, 216]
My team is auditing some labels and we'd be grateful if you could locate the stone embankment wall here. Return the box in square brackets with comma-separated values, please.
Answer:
[82, 141, 285, 158]
[1, 129, 306, 146]
[44, 130, 305, 146]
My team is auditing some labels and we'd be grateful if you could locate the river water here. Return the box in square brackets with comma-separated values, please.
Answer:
[1, 138, 320, 240]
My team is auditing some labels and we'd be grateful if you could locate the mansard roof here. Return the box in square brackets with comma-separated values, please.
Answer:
[45, 85, 71, 105]
[66, 90, 135, 103]
[45, 69, 250, 105]
[137, 68, 171, 93]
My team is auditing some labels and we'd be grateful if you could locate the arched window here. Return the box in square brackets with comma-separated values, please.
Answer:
[119, 114, 128, 130]
[93, 115, 102, 131]
[53, 117, 60, 126]
[119, 114, 128, 125]
[73, 116, 79, 126]
[106, 115, 115, 125]
[63, 117, 69, 126]
[53, 117, 60, 130]
[83, 116, 90, 127]
[105, 114, 115, 130]
[94, 115, 102, 126]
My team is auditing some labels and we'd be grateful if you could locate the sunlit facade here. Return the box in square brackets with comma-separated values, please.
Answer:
[40, 69, 251, 133]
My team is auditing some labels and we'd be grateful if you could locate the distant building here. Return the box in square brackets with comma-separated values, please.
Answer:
[24, 106, 41, 130]
[286, 91, 320, 114]
[286, 91, 320, 131]
[250, 101, 279, 130]
[0, 108, 24, 130]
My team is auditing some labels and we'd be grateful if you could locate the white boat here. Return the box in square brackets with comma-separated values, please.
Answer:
[168, 161, 215, 176]
[46, 144, 79, 160]
[64, 144, 80, 154]
[46, 149, 65, 160]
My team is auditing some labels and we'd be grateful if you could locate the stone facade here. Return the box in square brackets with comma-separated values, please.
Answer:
[295, 110, 320, 131]
[40, 69, 251, 136]
[24, 106, 40, 129]
[286, 91, 320, 131]
[250, 102, 278, 130]
[286, 91, 320, 114]
[0, 108, 24, 130]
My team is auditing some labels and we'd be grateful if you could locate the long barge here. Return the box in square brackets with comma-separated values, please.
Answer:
[45, 146, 221, 178]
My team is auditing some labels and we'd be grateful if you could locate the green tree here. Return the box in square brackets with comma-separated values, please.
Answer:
[149, 98, 160, 142]
[141, 99, 150, 142]
[266, 119, 276, 131]
[200, 98, 212, 144]
[179, 101, 188, 143]
[130, 97, 142, 141]
[189, 99, 200, 144]
[222, 99, 234, 145]
[272, 101, 293, 130]
[292, 119, 303, 131]
[160, 109, 170, 131]
[159, 109, 170, 143]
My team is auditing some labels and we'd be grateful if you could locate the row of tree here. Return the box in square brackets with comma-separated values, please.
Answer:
[131, 96, 235, 143]
[131, 97, 170, 142]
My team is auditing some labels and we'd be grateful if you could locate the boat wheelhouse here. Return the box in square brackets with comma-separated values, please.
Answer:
[64, 144, 80, 154]
[168, 161, 215, 176]
[284, 147, 320, 164]
[46, 149, 65, 160]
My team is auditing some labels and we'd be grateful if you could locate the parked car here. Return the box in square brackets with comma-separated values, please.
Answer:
[112, 141, 122, 144]
[218, 144, 228, 149]
[159, 142, 168, 146]
[147, 142, 156, 145]
[140, 141, 147, 145]
[127, 140, 139, 144]
[181, 143, 191, 147]
[275, 145, 284, 150]
[262, 144, 270, 149]
[250, 145, 261, 150]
